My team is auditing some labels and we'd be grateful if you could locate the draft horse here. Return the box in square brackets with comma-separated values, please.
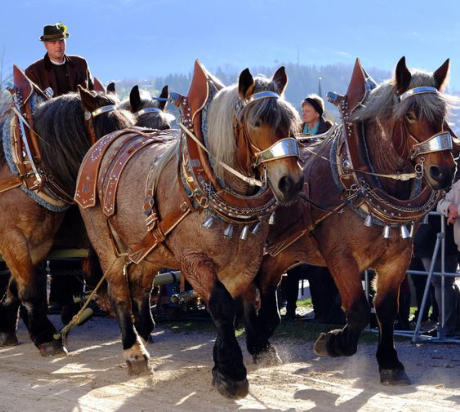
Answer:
[0, 67, 134, 355]
[75, 61, 303, 398]
[244, 57, 457, 385]
[120, 84, 174, 130]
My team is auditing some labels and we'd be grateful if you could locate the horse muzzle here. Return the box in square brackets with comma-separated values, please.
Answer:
[428, 164, 456, 189]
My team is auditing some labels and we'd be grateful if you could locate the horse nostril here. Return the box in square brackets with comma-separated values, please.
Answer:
[429, 165, 442, 181]
[278, 176, 293, 195]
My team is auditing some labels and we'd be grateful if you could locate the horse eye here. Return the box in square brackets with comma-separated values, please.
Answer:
[254, 120, 261, 127]
[405, 110, 417, 122]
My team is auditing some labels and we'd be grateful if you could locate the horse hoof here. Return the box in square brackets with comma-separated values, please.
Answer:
[38, 340, 68, 357]
[253, 345, 282, 366]
[313, 332, 329, 356]
[380, 368, 411, 385]
[212, 369, 249, 399]
[126, 355, 150, 376]
[0, 332, 19, 346]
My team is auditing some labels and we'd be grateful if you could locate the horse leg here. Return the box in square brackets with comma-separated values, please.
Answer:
[242, 252, 286, 366]
[0, 277, 20, 346]
[1, 236, 66, 356]
[242, 282, 281, 366]
[129, 268, 155, 344]
[181, 254, 248, 399]
[107, 260, 150, 375]
[373, 253, 411, 385]
[313, 254, 370, 357]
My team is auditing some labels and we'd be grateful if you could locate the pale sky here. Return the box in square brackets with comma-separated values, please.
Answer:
[2, 0, 460, 89]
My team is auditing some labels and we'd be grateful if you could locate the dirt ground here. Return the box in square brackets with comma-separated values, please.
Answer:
[1, 316, 459, 412]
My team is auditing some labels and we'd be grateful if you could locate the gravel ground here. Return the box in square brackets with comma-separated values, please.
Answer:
[0, 315, 459, 411]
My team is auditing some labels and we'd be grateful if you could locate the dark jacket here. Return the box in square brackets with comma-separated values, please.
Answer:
[25, 53, 93, 97]
[301, 117, 333, 135]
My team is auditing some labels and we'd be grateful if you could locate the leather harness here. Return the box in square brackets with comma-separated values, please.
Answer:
[75, 60, 289, 264]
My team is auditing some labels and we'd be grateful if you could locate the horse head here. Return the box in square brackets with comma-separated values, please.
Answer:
[78, 85, 134, 142]
[121, 84, 174, 130]
[392, 57, 455, 189]
[208, 66, 303, 204]
[353, 57, 456, 191]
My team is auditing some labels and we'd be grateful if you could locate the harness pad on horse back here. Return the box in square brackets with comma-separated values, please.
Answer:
[75, 126, 171, 214]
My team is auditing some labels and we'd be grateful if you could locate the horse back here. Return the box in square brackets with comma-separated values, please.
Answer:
[75, 127, 174, 215]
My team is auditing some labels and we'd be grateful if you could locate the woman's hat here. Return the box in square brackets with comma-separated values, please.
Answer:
[40, 23, 69, 42]
[302, 94, 325, 117]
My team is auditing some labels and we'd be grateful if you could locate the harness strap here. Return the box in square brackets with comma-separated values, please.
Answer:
[179, 123, 264, 187]
[128, 204, 191, 264]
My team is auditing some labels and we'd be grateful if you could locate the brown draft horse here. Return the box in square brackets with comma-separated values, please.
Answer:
[0, 84, 134, 355]
[76, 61, 303, 398]
[243, 57, 457, 385]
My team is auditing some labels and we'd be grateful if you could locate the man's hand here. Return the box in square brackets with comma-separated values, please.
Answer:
[447, 203, 458, 225]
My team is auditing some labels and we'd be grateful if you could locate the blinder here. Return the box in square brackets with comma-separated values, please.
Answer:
[410, 131, 453, 160]
[253, 138, 300, 167]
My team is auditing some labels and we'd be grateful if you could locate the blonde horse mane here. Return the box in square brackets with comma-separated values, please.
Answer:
[206, 76, 300, 180]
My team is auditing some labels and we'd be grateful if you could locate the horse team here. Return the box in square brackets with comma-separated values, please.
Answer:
[0, 56, 456, 399]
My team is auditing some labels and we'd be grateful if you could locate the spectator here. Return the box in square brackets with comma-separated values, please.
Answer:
[300, 94, 332, 135]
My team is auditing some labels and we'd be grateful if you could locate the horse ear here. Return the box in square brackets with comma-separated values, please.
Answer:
[433, 59, 450, 91]
[394, 56, 411, 95]
[272, 66, 288, 94]
[130, 85, 142, 112]
[159, 85, 168, 111]
[238, 68, 255, 100]
[107, 82, 116, 95]
[78, 85, 99, 112]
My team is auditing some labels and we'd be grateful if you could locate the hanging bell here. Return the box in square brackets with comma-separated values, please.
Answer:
[224, 224, 234, 238]
[383, 225, 392, 239]
[251, 221, 262, 235]
[363, 214, 373, 227]
[269, 212, 276, 225]
[400, 224, 410, 239]
[240, 225, 250, 241]
[202, 216, 214, 229]
[409, 222, 415, 238]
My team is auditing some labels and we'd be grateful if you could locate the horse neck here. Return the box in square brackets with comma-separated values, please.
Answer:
[364, 119, 413, 197]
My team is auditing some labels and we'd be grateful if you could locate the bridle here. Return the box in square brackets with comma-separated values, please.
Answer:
[84, 104, 117, 145]
[399, 86, 453, 161]
[133, 97, 168, 117]
[235, 91, 300, 175]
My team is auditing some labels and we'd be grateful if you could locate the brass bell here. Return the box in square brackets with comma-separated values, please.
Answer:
[364, 214, 373, 227]
[269, 212, 276, 225]
[383, 225, 392, 239]
[240, 225, 250, 241]
[202, 216, 214, 229]
[224, 224, 234, 238]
